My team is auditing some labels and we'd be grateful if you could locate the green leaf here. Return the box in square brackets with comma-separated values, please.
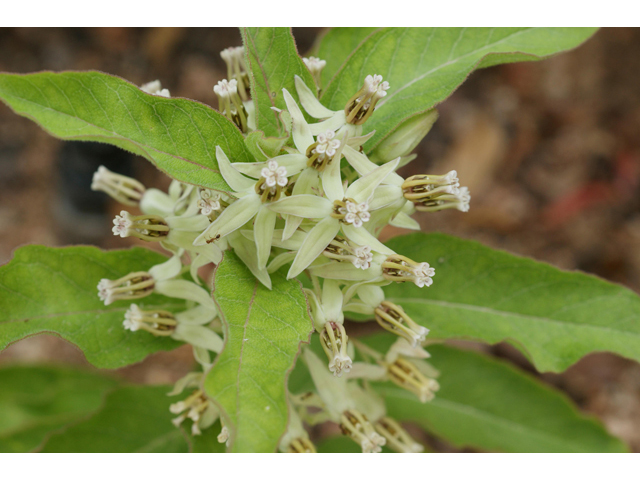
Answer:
[40, 385, 189, 452]
[241, 27, 316, 137]
[320, 28, 598, 152]
[371, 342, 627, 453]
[0, 365, 119, 452]
[314, 27, 380, 89]
[205, 251, 313, 452]
[0, 245, 184, 368]
[0, 71, 252, 191]
[383, 233, 640, 372]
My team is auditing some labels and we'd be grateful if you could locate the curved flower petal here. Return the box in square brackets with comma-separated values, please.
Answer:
[268, 194, 332, 218]
[155, 279, 216, 309]
[309, 260, 383, 282]
[194, 194, 262, 245]
[287, 217, 340, 279]
[254, 206, 278, 270]
[283, 88, 314, 153]
[149, 254, 182, 281]
[308, 111, 347, 136]
[173, 324, 224, 353]
[175, 304, 217, 325]
[369, 185, 401, 211]
[294, 75, 335, 119]
[216, 146, 255, 192]
[342, 223, 395, 255]
[346, 157, 400, 203]
[228, 233, 272, 290]
[389, 212, 420, 230]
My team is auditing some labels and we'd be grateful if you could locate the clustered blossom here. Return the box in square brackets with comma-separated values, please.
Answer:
[91, 49, 470, 453]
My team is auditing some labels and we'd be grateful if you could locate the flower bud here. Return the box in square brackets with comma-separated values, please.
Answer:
[112, 211, 169, 241]
[371, 109, 438, 163]
[344, 74, 390, 125]
[91, 166, 146, 206]
[123, 304, 177, 336]
[220, 46, 249, 101]
[320, 322, 352, 377]
[382, 254, 435, 287]
[386, 357, 440, 403]
[340, 409, 386, 453]
[303, 56, 326, 91]
[97, 272, 155, 305]
[375, 301, 429, 347]
[374, 417, 423, 453]
[323, 236, 373, 270]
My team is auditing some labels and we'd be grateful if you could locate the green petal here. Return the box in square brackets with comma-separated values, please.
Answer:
[216, 146, 255, 192]
[254, 207, 278, 270]
[346, 157, 400, 203]
[282, 88, 314, 153]
[295, 75, 335, 119]
[268, 194, 332, 218]
[342, 223, 395, 255]
[287, 217, 340, 279]
[194, 194, 262, 245]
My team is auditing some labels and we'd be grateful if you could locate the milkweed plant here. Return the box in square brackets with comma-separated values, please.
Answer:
[1, 27, 638, 453]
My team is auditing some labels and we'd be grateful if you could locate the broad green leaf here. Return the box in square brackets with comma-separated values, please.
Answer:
[320, 28, 598, 152]
[205, 251, 313, 452]
[314, 27, 380, 89]
[370, 341, 627, 453]
[0, 71, 252, 191]
[40, 385, 189, 452]
[0, 245, 184, 368]
[241, 27, 316, 137]
[0, 365, 118, 452]
[383, 233, 640, 372]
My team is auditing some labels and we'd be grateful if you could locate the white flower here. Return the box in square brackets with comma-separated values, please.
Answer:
[140, 79, 170, 97]
[112, 211, 133, 238]
[412, 262, 435, 287]
[91, 165, 146, 206]
[302, 56, 326, 73]
[213, 78, 238, 98]
[268, 158, 399, 279]
[340, 200, 370, 228]
[197, 190, 221, 216]
[260, 160, 288, 188]
[352, 245, 373, 270]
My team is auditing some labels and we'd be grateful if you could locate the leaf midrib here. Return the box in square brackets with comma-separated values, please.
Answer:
[387, 297, 640, 339]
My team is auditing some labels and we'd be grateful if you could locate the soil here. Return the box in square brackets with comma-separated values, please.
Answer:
[0, 27, 639, 452]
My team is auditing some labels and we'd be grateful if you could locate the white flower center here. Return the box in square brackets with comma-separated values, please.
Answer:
[314, 130, 341, 159]
[351, 245, 373, 270]
[364, 74, 390, 98]
[198, 191, 221, 216]
[112, 211, 133, 238]
[261, 160, 288, 188]
[411, 262, 435, 287]
[340, 200, 370, 228]
[213, 79, 238, 98]
[303, 56, 326, 73]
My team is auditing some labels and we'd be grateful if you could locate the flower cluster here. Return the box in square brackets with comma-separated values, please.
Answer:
[91, 46, 470, 452]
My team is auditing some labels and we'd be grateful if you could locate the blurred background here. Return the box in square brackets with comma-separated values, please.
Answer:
[0, 27, 639, 451]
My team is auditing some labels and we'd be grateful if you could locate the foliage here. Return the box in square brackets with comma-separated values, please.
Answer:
[0, 27, 633, 454]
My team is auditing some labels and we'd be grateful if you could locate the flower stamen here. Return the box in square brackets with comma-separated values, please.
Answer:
[382, 254, 435, 287]
[374, 301, 429, 347]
